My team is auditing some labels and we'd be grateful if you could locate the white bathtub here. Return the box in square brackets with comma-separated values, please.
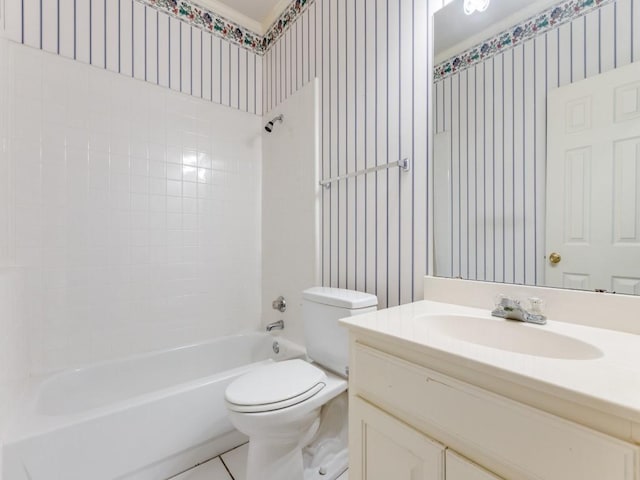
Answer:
[2, 333, 303, 480]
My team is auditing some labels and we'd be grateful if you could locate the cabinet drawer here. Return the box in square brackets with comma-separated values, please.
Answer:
[352, 343, 640, 480]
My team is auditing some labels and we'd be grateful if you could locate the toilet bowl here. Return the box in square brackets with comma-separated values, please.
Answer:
[226, 360, 348, 480]
[224, 287, 378, 480]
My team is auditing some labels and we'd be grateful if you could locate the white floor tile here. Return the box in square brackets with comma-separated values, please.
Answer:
[220, 442, 249, 480]
[171, 457, 232, 480]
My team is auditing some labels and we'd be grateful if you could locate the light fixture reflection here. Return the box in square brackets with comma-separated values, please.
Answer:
[464, 0, 490, 15]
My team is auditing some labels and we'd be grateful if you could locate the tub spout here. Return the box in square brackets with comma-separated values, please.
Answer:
[266, 320, 285, 332]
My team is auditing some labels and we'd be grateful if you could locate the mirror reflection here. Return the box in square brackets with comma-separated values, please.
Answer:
[432, 0, 640, 295]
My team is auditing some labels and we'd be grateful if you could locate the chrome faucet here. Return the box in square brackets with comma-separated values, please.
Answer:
[266, 320, 285, 332]
[491, 296, 547, 325]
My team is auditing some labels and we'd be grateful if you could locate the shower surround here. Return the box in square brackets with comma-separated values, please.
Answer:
[0, 37, 263, 374]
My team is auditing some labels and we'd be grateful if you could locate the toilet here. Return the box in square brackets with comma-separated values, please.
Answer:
[224, 287, 378, 480]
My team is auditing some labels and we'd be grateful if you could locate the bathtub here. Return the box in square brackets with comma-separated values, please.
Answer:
[2, 333, 303, 480]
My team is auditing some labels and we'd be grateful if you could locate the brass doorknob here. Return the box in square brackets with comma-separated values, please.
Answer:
[549, 252, 562, 264]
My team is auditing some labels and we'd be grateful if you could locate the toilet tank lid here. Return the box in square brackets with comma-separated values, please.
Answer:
[302, 287, 378, 309]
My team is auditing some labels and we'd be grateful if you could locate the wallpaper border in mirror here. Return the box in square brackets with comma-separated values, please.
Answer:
[434, 0, 615, 81]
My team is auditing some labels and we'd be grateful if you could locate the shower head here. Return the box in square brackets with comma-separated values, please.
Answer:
[264, 114, 284, 133]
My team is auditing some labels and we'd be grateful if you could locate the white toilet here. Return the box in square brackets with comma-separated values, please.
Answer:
[225, 287, 378, 480]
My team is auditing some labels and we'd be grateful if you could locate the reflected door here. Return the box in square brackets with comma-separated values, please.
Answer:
[546, 60, 640, 294]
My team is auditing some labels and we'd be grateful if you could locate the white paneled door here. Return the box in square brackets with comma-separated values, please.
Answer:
[546, 60, 640, 294]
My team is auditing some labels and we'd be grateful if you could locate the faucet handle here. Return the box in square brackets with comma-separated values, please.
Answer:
[528, 297, 544, 314]
[272, 296, 287, 313]
[494, 294, 519, 310]
[494, 293, 507, 308]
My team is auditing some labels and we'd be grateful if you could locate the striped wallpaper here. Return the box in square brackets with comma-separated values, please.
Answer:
[9, 0, 633, 307]
[433, 0, 640, 286]
[263, 0, 439, 309]
[2, 0, 263, 114]
[0, 0, 440, 310]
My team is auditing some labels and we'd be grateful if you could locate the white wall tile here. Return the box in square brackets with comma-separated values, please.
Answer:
[262, 81, 319, 345]
[0, 38, 262, 374]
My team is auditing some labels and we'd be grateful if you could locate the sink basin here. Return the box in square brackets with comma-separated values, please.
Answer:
[417, 314, 603, 360]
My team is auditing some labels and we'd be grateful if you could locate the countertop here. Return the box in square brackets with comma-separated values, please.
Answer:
[340, 300, 640, 425]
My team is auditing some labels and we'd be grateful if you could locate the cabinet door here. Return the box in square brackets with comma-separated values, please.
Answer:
[446, 451, 503, 480]
[349, 396, 445, 480]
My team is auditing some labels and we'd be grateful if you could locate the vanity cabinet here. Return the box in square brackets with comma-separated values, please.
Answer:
[350, 395, 503, 480]
[445, 451, 502, 480]
[350, 395, 445, 480]
[348, 341, 640, 480]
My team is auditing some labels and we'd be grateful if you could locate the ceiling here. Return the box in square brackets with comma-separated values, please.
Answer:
[195, 0, 289, 35]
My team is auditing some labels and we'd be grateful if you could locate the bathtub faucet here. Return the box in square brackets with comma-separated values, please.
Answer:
[266, 320, 285, 332]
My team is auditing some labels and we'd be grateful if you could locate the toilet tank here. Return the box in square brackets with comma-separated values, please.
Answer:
[302, 287, 378, 377]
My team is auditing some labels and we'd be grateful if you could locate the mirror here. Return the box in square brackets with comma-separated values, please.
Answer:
[432, 0, 640, 295]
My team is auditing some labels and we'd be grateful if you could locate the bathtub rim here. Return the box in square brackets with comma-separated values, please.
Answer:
[41, 330, 277, 385]
[4, 332, 305, 443]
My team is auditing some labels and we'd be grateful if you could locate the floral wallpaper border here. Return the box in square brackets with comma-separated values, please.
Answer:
[138, 0, 264, 53]
[138, 0, 316, 55]
[434, 0, 615, 81]
[262, 0, 316, 54]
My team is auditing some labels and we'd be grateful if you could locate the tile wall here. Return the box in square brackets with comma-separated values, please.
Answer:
[0, 38, 262, 374]
[261, 80, 320, 346]
[0, 39, 28, 475]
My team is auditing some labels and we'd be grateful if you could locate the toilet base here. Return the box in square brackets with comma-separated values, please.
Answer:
[243, 392, 349, 480]
[245, 409, 321, 480]
[303, 392, 349, 480]
[303, 450, 348, 480]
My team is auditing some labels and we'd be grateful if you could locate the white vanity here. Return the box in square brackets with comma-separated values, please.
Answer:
[340, 277, 640, 480]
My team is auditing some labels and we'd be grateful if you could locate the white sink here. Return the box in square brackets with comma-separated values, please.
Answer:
[418, 314, 603, 360]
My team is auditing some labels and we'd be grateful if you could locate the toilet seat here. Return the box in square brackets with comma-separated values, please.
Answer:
[225, 359, 327, 413]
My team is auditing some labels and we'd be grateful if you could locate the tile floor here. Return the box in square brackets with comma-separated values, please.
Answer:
[172, 443, 349, 480]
